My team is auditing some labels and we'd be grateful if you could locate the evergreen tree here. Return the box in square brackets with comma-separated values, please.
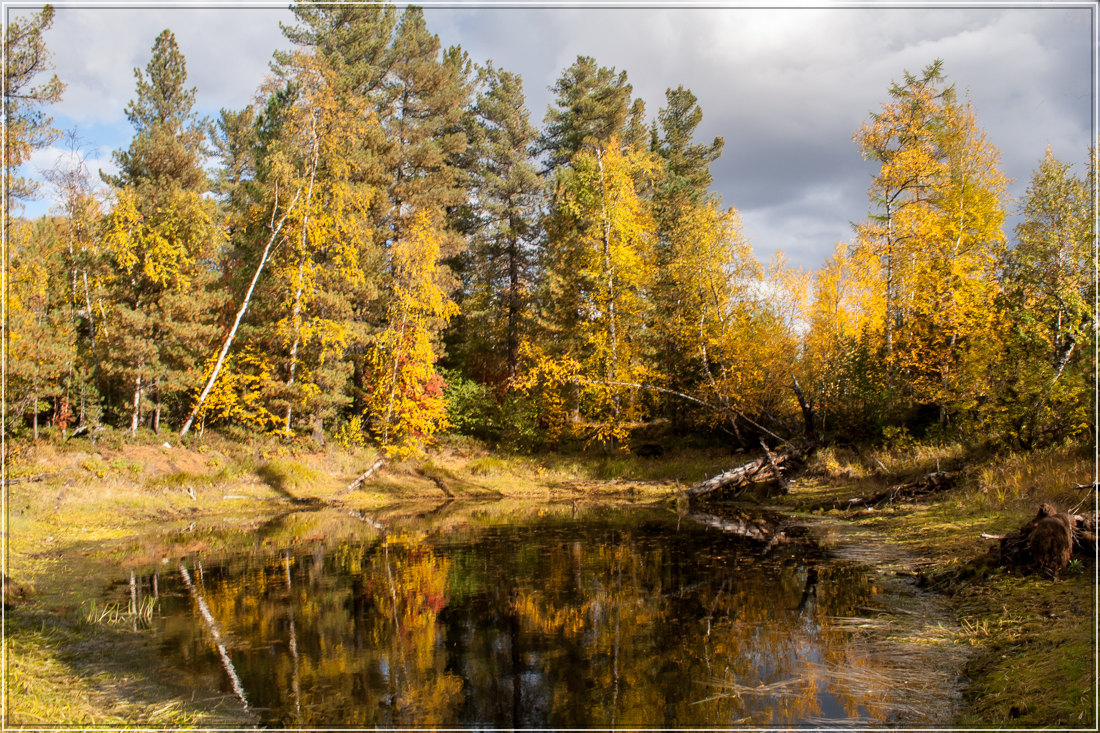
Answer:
[448, 62, 542, 385]
[652, 86, 724, 216]
[538, 56, 632, 171]
[3, 5, 65, 204]
[101, 29, 221, 435]
[647, 86, 727, 420]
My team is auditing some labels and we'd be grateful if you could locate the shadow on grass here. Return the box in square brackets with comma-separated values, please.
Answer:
[6, 601, 253, 727]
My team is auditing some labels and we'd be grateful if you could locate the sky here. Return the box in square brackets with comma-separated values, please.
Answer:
[14, 1, 1097, 270]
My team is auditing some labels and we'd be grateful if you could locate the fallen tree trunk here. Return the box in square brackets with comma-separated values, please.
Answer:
[686, 443, 811, 500]
[838, 470, 956, 510]
[338, 457, 385, 496]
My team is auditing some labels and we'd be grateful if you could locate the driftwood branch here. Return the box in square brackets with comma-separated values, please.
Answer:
[839, 470, 956, 510]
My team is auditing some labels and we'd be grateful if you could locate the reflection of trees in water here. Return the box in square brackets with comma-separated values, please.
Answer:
[157, 535, 461, 727]
[450, 526, 897, 728]
[151, 516, 915, 727]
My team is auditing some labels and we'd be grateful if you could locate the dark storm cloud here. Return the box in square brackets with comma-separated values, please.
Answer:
[432, 4, 1091, 267]
[28, 3, 1094, 268]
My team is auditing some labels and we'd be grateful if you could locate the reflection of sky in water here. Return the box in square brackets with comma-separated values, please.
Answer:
[104, 508, 951, 727]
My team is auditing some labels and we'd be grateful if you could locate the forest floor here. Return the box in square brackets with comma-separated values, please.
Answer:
[2, 429, 1095, 727]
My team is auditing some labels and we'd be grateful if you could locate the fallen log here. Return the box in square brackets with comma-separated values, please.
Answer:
[838, 470, 956, 510]
[685, 443, 810, 500]
[338, 457, 385, 496]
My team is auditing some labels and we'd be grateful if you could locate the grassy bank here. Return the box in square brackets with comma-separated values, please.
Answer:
[3, 430, 1094, 727]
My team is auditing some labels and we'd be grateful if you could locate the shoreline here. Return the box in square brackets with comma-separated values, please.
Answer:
[4, 435, 1094, 727]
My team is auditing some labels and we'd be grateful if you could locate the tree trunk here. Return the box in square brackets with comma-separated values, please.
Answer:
[506, 223, 520, 382]
[283, 117, 319, 438]
[179, 186, 301, 439]
[791, 377, 816, 442]
[596, 148, 620, 428]
[284, 265, 305, 435]
[130, 373, 143, 438]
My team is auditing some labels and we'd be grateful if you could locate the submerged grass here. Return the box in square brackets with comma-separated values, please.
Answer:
[784, 438, 1096, 728]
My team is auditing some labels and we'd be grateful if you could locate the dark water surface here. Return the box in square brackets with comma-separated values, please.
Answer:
[105, 506, 962, 728]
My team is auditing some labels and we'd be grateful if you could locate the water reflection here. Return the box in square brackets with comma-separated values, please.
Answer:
[116, 508, 949, 727]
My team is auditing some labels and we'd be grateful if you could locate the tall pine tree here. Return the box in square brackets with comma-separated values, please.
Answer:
[101, 29, 221, 435]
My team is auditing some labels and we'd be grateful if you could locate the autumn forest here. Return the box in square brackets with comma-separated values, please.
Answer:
[5, 3, 1095, 459]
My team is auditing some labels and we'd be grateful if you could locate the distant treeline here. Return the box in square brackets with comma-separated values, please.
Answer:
[5, 5, 1094, 455]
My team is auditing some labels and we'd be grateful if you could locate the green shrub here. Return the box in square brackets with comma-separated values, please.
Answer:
[441, 369, 498, 438]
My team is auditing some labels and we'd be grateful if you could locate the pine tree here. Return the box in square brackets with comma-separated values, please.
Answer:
[448, 62, 542, 386]
[647, 86, 727, 420]
[3, 5, 65, 204]
[538, 56, 632, 172]
[101, 29, 221, 435]
[653, 86, 724, 216]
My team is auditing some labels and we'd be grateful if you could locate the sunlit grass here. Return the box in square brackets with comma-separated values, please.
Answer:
[80, 596, 157, 627]
[6, 615, 216, 727]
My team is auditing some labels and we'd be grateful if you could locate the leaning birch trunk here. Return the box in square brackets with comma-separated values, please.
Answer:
[338, 456, 385, 496]
[179, 187, 301, 439]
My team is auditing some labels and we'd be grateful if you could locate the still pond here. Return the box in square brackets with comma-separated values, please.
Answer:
[100, 504, 963, 727]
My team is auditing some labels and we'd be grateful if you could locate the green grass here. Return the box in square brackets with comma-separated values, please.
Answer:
[255, 457, 321, 495]
[6, 610, 229, 727]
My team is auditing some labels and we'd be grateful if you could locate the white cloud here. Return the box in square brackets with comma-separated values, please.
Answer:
[45, 5, 292, 123]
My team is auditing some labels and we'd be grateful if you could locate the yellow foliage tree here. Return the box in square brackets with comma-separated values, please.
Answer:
[854, 59, 1008, 427]
[535, 139, 658, 448]
[363, 212, 457, 458]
